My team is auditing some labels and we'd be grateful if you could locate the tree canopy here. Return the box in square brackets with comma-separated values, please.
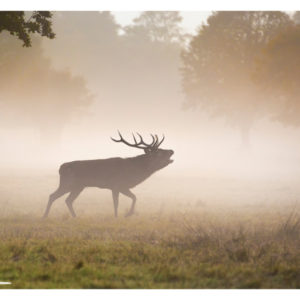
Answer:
[292, 11, 300, 24]
[0, 32, 92, 144]
[124, 11, 186, 44]
[42, 11, 186, 129]
[0, 11, 55, 47]
[254, 23, 300, 126]
[181, 11, 292, 145]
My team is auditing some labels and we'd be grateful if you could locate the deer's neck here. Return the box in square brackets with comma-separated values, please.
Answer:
[129, 154, 158, 176]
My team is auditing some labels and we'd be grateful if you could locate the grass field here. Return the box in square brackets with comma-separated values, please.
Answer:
[0, 172, 300, 288]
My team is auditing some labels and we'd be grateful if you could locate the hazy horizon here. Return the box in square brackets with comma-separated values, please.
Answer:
[1, 11, 300, 183]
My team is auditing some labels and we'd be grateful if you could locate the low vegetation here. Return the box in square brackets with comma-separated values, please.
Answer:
[0, 174, 299, 288]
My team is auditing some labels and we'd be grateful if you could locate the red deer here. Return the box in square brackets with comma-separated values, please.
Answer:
[43, 132, 174, 218]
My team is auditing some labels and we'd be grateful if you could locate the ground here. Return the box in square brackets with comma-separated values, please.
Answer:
[0, 172, 300, 288]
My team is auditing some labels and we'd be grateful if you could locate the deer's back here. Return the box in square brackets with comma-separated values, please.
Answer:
[58, 156, 150, 189]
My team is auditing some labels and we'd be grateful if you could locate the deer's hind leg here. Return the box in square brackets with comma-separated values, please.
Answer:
[43, 187, 69, 218]
[112, 190, 119, 218]
[120, 189, 136, 217]
[65, 187, 84, 218]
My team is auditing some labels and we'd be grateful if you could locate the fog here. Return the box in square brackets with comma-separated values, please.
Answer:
[1, 11, 300, 193]
[3, 11, 300, 290]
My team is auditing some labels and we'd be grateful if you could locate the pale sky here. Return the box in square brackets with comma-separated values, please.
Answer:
[112, 11, 212, 34]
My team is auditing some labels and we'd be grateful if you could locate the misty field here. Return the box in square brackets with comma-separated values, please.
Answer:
[0, 172, 300, 289]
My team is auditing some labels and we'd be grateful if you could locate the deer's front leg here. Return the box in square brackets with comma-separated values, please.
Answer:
[112, 190, 119, 218]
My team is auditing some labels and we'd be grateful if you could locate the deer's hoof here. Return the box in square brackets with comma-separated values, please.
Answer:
[125, 211, 134, 218]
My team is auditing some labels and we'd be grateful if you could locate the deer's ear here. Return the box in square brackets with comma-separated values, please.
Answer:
[144, 149, 151, 154]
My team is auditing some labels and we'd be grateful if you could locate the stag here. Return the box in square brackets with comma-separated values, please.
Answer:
[43, 132, 174, 218]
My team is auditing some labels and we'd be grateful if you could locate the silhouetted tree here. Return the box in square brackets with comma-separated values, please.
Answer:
[43, 11, 120, 89]
[254, 24, 300, 127]
[115, 11, 186, 124]
[0, 11, 55, 47]
[181, 11, 292, 147]
[292, 11, 300, 24]
[124, 11, 186, 44]
[43, 11, 187, 129]
[0, 33, 92, 146]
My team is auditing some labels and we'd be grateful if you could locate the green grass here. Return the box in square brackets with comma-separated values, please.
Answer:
[0, 209, 300, 288]
[0, 174, 300, 288]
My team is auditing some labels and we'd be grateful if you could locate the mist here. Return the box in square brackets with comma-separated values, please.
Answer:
[3, 11, 300, 290]
[1, 11, 300, 197]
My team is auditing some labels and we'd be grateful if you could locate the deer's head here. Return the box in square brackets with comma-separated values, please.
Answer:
[111, 131, 174, 170]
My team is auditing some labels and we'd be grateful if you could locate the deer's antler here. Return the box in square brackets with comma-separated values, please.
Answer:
[111, 131, 165, 151]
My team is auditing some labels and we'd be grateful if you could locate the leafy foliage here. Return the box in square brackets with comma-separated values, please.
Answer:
[43, 11, 185, 130]
[124, 11, 187, 44]
[255, 24, 300, 126]
[0, 11, 55, 47]
[0, 33, 92, 142]
[292, 11, 300, 24]
[181, 11, 292, 142]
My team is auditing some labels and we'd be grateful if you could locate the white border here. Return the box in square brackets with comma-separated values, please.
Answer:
[1, 0, 300, 298]
[0, 290, 300, 299]
[0, 0, 300, 11]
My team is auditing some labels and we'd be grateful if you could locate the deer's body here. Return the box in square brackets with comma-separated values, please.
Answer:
[43, 133, 174, 218]
[59, 154, 167, 190]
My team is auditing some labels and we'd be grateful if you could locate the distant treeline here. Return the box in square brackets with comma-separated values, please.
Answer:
[1, 11, 300, 147]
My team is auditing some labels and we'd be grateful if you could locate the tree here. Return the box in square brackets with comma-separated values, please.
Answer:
[254, 24, 300, 127]
[0, 11, 55, 47]
[114, 11, 187, 124]
[124, 11, 187, 44]
[42, 11, 120, 87]
[181, 11, 292, 147]
[292, 11, 300, 24]
[43, 11, 187, 130]
[0, 33, 92, 146]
